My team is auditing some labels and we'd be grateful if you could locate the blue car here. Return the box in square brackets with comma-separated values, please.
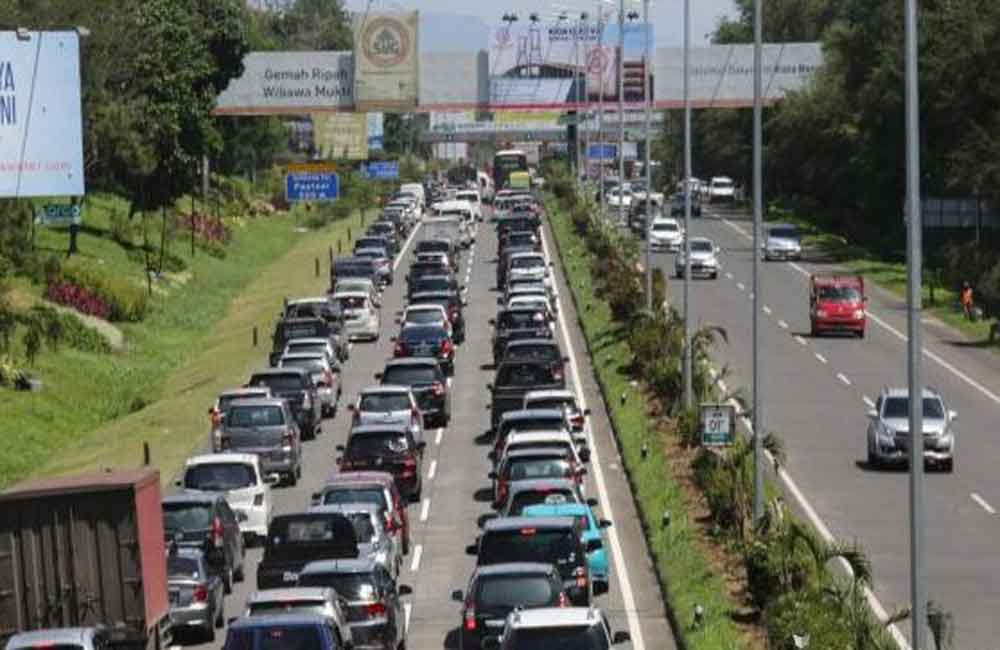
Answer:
[520, 502, 612, 586]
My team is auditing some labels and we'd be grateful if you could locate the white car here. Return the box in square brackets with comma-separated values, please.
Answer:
[332, 277, 381, 308]
[507, 251, 549, 284]
[763, 223, 802, 261]
[708, 176, 735, 203]
[278, 352, 341, 418]
[497, 607, 629, 648]
[497, 430, 590, 469]
[178, 453, 277, 541]
[606, 187, 632, 210]
[523, 389, 591, 442]
[507, 295, 555, 320]
[333, 291, 381, 341]
[675, 237, 721, 279]
[454, 190, 482, 221]
[399, 304, 452, 337]
[648, 217, 684, 252]
[505, 280, 558, 312]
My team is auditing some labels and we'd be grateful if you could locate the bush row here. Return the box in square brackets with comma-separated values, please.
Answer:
[54, 261, 148, 322]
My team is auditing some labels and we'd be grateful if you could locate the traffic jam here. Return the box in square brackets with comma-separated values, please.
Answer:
[0, 180, 631, 650]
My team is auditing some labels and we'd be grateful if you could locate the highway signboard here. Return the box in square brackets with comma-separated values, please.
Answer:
[700, 403, 735, 446]
[285, 171, 339, 202]
[587, 144, 617, 160]
[34, 203, 82, 226]
[363, 161, 399, 180]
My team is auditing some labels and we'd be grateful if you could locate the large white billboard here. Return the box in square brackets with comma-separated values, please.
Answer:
[0, 31, 84, 197]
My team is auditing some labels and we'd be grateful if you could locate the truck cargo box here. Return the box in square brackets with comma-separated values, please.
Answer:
[0, 469, 170, 648]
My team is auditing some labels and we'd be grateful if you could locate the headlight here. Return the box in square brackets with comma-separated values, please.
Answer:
[853, 309, 865, 319]
[815, 309, 828, 318]
[704, 257, 718, 267]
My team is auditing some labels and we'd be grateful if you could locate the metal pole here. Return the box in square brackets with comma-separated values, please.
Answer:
[597, 2, 605, 210]
[751, 0, 764, 522]
[643, 0, 652, 312]
[570, 14, 578, 183]
[581, 12, 590, 189]
[617, 0, 625, 227]
[575, 16, 583, 187]
[682, 0, 692, 408]
[904, 0, 926, 643]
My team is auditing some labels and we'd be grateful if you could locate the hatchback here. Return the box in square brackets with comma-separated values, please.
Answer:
[246, 368, 321, 440]
[178, 453, 278, 542]
[279, 352, 341, 418]
[333, 292, 381, 342]
[167, 547, 225, 641]
[349, 385, 424, 447]
[218, 397, 302, 485]
[242, 587, 351, 647]
[377, 358, 451, 427]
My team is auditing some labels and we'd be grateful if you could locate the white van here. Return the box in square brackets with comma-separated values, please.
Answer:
[454, 190, 482, 221]
[400, 183, 426, 208]
[708, 176, 735, 203]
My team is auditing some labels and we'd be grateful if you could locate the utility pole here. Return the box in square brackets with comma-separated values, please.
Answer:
[751, 0, 764, 522]
[616, 0, 625, 227]
[580, 12, 590, 189]
[597, 1, 606, 210]
[643, 0, 652, 312]
[904, 0, 926, 643]
[682, 0, 692, 408]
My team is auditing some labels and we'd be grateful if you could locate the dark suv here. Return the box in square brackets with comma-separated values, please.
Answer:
[337, 424, 427, 502]
[162, 494, 245, 593]
[256, 512, 359, 589]
[247, 367, 322, 440]
[377, 358, 451, 427]
[491, 309, 552, 365]
[270, 315, 347, 366]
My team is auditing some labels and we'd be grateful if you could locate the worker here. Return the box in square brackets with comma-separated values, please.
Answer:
[960, 281, 975, 320]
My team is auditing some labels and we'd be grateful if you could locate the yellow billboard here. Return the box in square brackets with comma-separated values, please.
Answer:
[354, 12, 419, 112]
[313, 113, 368, 160]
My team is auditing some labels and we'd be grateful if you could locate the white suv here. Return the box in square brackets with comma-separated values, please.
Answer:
[708, 176, 735, 203]
[178, 453, 277, 541]
[491, 607, 630, 650]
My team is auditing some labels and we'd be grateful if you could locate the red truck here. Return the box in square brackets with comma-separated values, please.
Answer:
[0, 469, 171, 650]
[809, 274, 867, 338]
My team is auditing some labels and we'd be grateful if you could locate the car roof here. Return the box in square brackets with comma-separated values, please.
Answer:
[505, 339, 558, 349]
[501, 409, 566, 422]
[811, 274, 862, 287]
[281, 352, 327, 361]
[185, 452, 259, 467]
[332, 290, 370, 298]
[323, 471, 396, 487]
[219, 387, 271, 397]
[6, 629, 99, 647]
[405, 303, 446, 312]
[522, 503, 590, 517]
[509, 251, 545, 259]
[360, 384, 412, 395]
[225, 397, 287, 408]
[229, 613, 333, 629]
[384, 357, 440, 368]
[883, 387, 940, 399]
[506, 431, 574, 443]
[285, 338, 333, 346]
[349, 423, 410, 435]
[524, 389, 575, 401]
[769, 223, 798, 230]
[483, 515, 577, 532]
[247, 587, 336, 604]
[311, 503, 380, 517]
[506, 478, 579, 491]
[251, 367, 309, 377]
[507, 607, 604, 628]
[503, 447, 572, 460]
[474, 562, 557, 577]
[300, 558, 377, 574]
[409, 291, 454, 299]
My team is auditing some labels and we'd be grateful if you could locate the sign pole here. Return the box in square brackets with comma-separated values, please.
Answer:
[617, 0, 625, 227]
[682, 0, 693, 409]
[643, 0, 652, 312]
[597, 1, 606, 211]
[751, 0, 764, 523]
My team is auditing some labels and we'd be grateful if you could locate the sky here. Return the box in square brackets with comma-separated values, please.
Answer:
[344, 0, 737, 50]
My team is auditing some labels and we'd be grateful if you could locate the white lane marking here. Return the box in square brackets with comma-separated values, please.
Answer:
[795, 335, 808, 346]
[419, 497, 430, 522]
[392, 222, 422, 271]
[815, 353, 828, 364]
[778, 320, 789, 329]
[435, 428, 443, 445]
[863, 396, 875, 408]
[725, 272, 733, 280]
[427, 459, 437, 480]
[404, 602, 412, 634]
[749, 292, 755, 300]
[410, 544, 423, 572]
[837, 372, 852, 386]
[763, 305, 772, 315]
[971, 493, 997, 515]
[736, 282, 745, 291]
[541, 226, 646, 650]
[718, 380, 729, 394]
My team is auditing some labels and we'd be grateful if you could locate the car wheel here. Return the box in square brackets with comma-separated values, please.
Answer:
[223, 566, 233, 594]
[204, 622, 216, 643]
[942, 459, 954, 473]
[857, 329, 866, 339]
[234, 562, 245, 583]
[287, 470, 298, 487]
[215, 603, 225, 628]
[867, 443, 878, 469]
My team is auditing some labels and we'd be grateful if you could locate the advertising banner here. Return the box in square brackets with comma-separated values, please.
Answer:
[367, 112, 384, 150]
[354, 12, 419, 111]
[215, 51, 353, 115]
[313, 113, 368, 160]
[0, 31, 84, 197]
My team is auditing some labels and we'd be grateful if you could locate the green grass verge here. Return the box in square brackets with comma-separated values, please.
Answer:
[549, 208, 748, 649]
[1, 197, 364, 489]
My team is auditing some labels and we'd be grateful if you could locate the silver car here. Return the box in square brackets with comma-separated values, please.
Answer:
[279, 352, 342, 418]
[310, 503, 402, 580]
[167, 547, 225, 641]
[243, 587, 351, 646]
[763, 223, 802, 261]
[219, 398, 302, 485]
[675, 237, 721, 279]
[334, 291, 381, 342]
[866, 387, 956, 471]
[334, 277, 382, 308]
[349, 385, 425, 448]
[4, 628, 111, 650]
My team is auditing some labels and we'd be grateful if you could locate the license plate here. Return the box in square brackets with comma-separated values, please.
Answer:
[283, 571, 298, 583]
[485, 619, 506, 629]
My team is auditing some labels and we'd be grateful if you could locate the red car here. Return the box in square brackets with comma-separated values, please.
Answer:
[810, 274, 866, 338]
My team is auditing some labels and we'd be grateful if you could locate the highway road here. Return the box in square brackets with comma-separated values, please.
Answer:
[650, 207, 1000, 648]
[183, 206, 676, 650]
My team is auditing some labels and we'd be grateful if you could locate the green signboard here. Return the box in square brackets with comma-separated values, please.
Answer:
[700, 403, 735, 446]
[34, 203, 82, 226]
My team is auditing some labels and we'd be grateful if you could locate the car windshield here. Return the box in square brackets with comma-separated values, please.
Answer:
[412, 278, 451, 292]
[511, 256, 544, 269]
[479, 529, 578, 565]
[401, 326, 447, 344]
[322, 487, 387, 510]
[249, 374, 303, 392]
[652, 222, 678, 232]
[690, 240, 714, 253]
[338, 296, 368, 310]
[770, 227, 799, 240]
[167, 556, 202, 578]
[817, 286, 861, 302]
[508, 626, 608, 650]
[247, 602, 328, 617]
[507, 234, 536, 246]
[184, 463, 256, 491]
[162, 503, 212, 531]
[500, 311, 546, 329]
[347, 432, 410, 456]
[497, 363, 556, 387]
[281, 357, 326, 373]
[509, 489, 577, 515]
[225, 405, 285, 428]
[882, 397, 945, 419]
[476, 575, 557, 610]
[297, 573, 377, 601]
[382, 365, 439, 385]
[507, 459, 574, 481]
[360, 393, 411, 412]
[343, 513, 376, 543]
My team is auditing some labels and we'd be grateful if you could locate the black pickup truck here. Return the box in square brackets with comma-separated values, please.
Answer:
[488, 359, 566, 432]
[256, 512, 359, 589]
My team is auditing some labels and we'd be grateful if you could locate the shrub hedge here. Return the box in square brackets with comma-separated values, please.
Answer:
[57, 261, 148, 322]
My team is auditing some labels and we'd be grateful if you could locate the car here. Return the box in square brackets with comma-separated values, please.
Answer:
[209, 387, 272, 452]
[279, 352, 342, 418]
[521, 503, 612, 587]
[349, 385, 425, 446]
[218, 397, 303, 485]
[282, 338, 341, 370]
[167, 546, 225, 641]
[407, 259, 453, 287]
[408, 291, 466, 343]
[468, 517, 592, 606]
[222, 614, 344, 650]
[311, 471, 412, 556]
[497, 478, 589, 518]
[407, 273, 462, 301]
[414, 237, 458, 262]
[493, 409, 577, 458]
[523, 390, 590, 437]
[763, 223, 802, 260]
[503, 280, 558, 312]
[296, 558, 412, 650]
[310, 503, 402, 579]
[669, 191, 703, 217]
[495, 430, 590, 470]
[489, 607, 630, 649]
[242, 587, 351, 645]
[161, 493, 245, 594]
[506, 294, 553, 319]
[4, 629, 114, 650]
[256, 512, 359, 590]
[500, 340, 566, 385]
[270, 314, 348, 366]
[605, 186, 632, 211]
[246, 367, 322, 440]
[488, 360, 566, 433]
[392, 323, 456, 375]
[455, 189, 483, 220]
[674, 237, 721, 279]
[499, 230, 541, 256]
[337, 424, 426, 502]
[177, 453, 279, 542]
[809, 274, 866, 337]
[332, 256, 380, 289]
[708, 176, 736, 203]
[648, 217, 684, 252]
[377, 358, 451, 427]
[333, 291, 382, 342]
[355, 235, 397, 260]
[490, 447, 585, 508]
[366, 223, 400, 253]
[866, 387, 956, 472]
[491, 309, 553, 365]
[354, 247, 393, 286]
[415, 250, 457, 273]
[504, 252, 549, 288]
[451, 563, 569, 650]
[333, 277, 382, 308]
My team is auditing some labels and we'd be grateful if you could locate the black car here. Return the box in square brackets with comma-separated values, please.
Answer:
[490, 308, 552, 364]
[670, 191, 703, 217]
[256, 512, 359, 589]
[488, 360, 566, 431]
[415, 238, 456, 261]
[495, 214, 541, 239]
[496, 246, 540, 289]
[332, 256, 380, 287]
[500, 339, 566, 384]
[407, 260, 452, 287]
[407, 274, 462, 301]
[337, 424, 427, 501]
[392, 323, 455, 375]
[451, 563, 568, 650]
[270, 315, 347, 365]
[246, 367, 322, 440]
[499, 230, 541, 257]
[355, 235, 397, 259]
[162, 494, 245, 593]
[377, 358, 451, 427]
[408, 291, 465, 344]
[367, 221, 401, 249]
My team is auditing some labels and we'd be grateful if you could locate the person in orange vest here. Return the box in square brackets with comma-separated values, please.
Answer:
[960, 281, 974, 320]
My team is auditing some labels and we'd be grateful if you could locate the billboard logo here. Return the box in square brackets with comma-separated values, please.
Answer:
[0, 61, 14, 125]
[362, 17, 410, 68]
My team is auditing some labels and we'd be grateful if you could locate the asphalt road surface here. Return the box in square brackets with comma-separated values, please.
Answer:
[650, 206, 1000, 649]
[182, 206, 676, 650]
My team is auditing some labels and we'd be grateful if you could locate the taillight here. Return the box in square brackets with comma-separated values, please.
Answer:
[193, 585, 208, 602]
[570, 413, 584, 428]
[253, 494, 265, 506]
[366, 602, 387, 618]
[496, 480, 508, 504]
[219, 434, 230, 451]
[394, 341, 407, 357]
[211, 517, 224, 549]
[552, 365, 564, 382]
[324, 370, 334, 387]
[411, 407, 421, 421]
[448, 305, 458, 322]
[557, 591, 569, 607]
[463, 596, 477, 630]
[574, 566, 587, 588]
[210, 408, 222, 427]
[384, 512, 396, 532]
[431, 381, 445, 396]
[282, 429, 295, 447]
[439, 339, 453, 358]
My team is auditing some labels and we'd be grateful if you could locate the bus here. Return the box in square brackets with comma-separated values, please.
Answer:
[493, 149, 528, 190]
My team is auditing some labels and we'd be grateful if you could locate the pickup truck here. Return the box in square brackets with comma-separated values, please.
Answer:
[488, 359, 567, 432]
[256, 512, 359, 589]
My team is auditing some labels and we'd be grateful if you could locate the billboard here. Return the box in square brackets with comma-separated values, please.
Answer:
[488, 21, 652, 110]
[367, 112, 384, 150]
[215, 51, 353, 115]
[354, 12, 419, 111]
[0, 31, 84, 197]
[313, 113, 368, 160]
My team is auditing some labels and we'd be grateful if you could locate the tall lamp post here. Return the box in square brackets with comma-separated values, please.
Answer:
[750, 0, 764, 523]
[636, 4, 650, 312]
[681, 0, 692, 408]
[616, 0, 625, 227]
[597, 1, 606, 209]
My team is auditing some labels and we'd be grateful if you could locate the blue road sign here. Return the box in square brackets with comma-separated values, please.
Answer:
[363, 161, 400, 180]
[286, 171, 339, 202]
[587, 144, 617, 160]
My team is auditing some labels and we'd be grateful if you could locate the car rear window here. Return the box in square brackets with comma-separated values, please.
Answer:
[249, 374, 304, 392]
[322, 487, 388, 511]
[184, 463, 256, 491]
[417, 240, 450, 253]
[360, 393, 411, 412]
[281, 357, 326, 373]
[167, 556, 202, 578]
[247, 602, 328, 617]
[297, 572, 377, 601]
[382, 365, 439, 385]
[506, 344, 559, 362]
[269, 516, 353, 545]
[405, 309, 444, 324]
[218, 392, 268, 412]
[162, 503, 212, 531]
[509, 489, 577, 515]
[225, 405, 285, 427]
[476, 575, 558, 609]
[401, 325, 447, 344]
[511, 256, 545, 269]
[343, 513, 376, 543]
[497, 363, 556, 387]
[347, 432, 410, 456]
[499, 311, 547, 329]
[337, 296, 368, 310]
[506, 459, 574, 482]
[412, 278, 451, 293]
[479, 528, 578, 566]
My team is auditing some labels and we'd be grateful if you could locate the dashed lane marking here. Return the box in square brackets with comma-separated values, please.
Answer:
[837, 373, 852, 386]
[410, 544, 423, 572]
[971, 493, 996, 515]
[419, 497, 430, 522]
[815, 353, 828, 364]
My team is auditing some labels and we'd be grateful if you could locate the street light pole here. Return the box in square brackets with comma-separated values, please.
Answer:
[681, 0, 692, 408]
[751, 0, 764, 522]
[904, 0, 926, 644]
[597, 2, 606, 210]
[643, 0, 652, 312]
[616, 0, 625, 227]
[580, 12, 590, 187]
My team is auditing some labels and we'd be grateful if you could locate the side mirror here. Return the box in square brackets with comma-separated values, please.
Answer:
[866, 409, 878, 419]
[612, 631, 631, 645]
[416, 441, 427, 450]
[336, 444, 346, 451]
[579, 447, 591, 463]
[347, 403, 356, 412]
[450, 589, 464, 602]
[949, 410, 958, 420]
[375, 372, 384, 381]
[465, 543, 478, 555]
[398, 584, 413, 596]
[563, 356, 570, 363]
[586, 498, 599, 508]
[390, 336, 397, 342]
[310, 492, 321, 505]
[488, 318, 496, 325]
[264, 473, 281, 485]
[173, 478, 182, 487]
[487, 450, 496, 461]
[227, 617, 238, 626]
[600, 519, 612, 528]
[577, 468, 588, 476]
[486, 383, 494, 392]
[583, 408, 592, 416]
[593, 579, 609, 596]
[207, 407, 215, 415]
